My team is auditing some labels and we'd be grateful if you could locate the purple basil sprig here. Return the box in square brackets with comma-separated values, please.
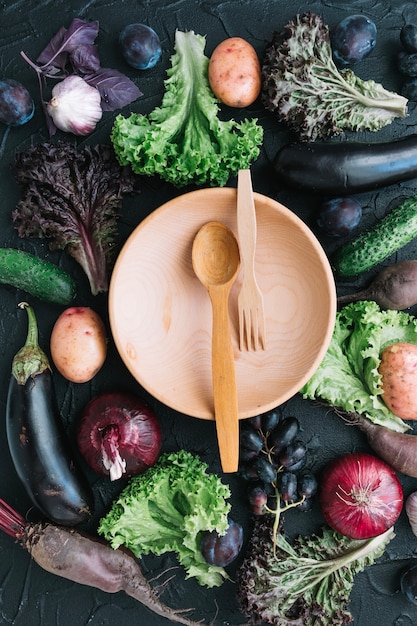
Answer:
[21, 17, 142, 135]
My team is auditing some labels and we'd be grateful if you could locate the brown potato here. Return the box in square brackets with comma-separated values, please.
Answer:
[379, 342, 417, 419]
[50, 307, 107, 383]
[208, 37, 261, 108]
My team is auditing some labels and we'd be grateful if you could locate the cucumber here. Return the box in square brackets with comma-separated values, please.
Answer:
[0, 248, 76, 304]
[333, 194, 417, 278]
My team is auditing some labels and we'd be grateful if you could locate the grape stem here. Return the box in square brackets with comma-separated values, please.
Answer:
[266, 488, 306, 558]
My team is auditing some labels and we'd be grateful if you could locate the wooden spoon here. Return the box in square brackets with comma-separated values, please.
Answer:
[192, 221, 240, 473]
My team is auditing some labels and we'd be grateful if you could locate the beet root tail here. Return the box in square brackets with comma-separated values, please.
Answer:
[0, 498, 27, 538]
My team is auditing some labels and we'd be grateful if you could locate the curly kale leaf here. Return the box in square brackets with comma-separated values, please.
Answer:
[12, 141, 138, 295]
[237, 516, 394, 625]
[261, 12, 408, 141]
[111, 30, 263, 188]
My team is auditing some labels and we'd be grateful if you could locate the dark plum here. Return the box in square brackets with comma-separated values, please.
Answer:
[200, 519, 243, 567]
[331, 15, 377, 67]
[316, 197, 362, 237]
[278, 471, 298, 502]
[119, 24, 162, 70]
[398, 52, 417, 77]
[401, 562, 417, 606]
[401, 24, 417, 54]
[261, 409, 280, 434]
[268, 416, 300, 454]
[0, 79, 34, 127]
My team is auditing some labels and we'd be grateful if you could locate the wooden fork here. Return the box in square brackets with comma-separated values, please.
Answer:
[237, 169, 266, 351]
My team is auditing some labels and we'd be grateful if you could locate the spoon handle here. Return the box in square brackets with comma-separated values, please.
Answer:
[209, 284, 239, 473]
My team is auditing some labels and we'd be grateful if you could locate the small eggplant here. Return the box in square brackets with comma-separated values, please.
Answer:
[6, 302, 94, 525]
[274, 135, 417, 195]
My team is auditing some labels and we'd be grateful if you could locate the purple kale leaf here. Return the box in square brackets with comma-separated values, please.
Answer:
[11, 141, 139, 295]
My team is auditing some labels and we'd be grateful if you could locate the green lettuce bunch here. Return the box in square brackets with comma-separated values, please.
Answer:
[111, 30, 263, 187]
[98, 450, 232, 587]
[301, 300, 417, 432]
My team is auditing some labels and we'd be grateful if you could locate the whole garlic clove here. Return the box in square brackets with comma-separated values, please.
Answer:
[47, 75, 102, 136]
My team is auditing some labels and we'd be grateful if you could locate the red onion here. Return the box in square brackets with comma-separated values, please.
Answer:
[319, 452, 403, 540]
[77, 392, 162, 481]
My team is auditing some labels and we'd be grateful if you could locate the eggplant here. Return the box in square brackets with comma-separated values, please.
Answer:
[6, 302, 94, 526]
[273, 134, 417, 195]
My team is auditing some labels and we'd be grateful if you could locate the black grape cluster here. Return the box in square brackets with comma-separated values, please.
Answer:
[239, 410, 317, 517]
[398, 24, 417, 100]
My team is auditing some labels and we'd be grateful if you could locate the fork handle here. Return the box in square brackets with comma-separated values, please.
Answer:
[237, 169, 257, 271]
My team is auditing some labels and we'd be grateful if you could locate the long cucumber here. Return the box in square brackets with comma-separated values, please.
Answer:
[0, 248, 76, 304]
[333, 194, 417, 277]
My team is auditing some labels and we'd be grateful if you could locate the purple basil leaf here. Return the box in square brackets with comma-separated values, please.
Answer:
[85, 68, 142, 111]
[36, 18, 99, 71]
[71, 44, 101, 75]
[36, 25, 69, 71]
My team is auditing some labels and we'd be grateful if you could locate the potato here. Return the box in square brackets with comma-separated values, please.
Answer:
[50, 307, 107, 383]
[379, 342, 417, 419]
[208, 37, 261, 108]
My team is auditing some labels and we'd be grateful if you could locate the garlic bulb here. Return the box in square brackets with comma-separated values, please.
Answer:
[47, 75, 102, 136]
[406, 491, 417, 536]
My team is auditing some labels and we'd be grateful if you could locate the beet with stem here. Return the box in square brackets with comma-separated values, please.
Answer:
[0, 498, 202, 626]
[337, 260, 417, 310]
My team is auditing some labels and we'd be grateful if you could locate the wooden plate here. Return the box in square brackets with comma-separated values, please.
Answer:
[109, 188, 336, 420]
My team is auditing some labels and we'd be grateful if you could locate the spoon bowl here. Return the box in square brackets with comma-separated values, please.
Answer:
[192, 221, 240, 472]
[192, 221, 240, 288]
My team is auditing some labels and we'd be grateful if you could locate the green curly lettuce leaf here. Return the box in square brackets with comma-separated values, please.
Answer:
[301, 300, 417, 432]
[111, 30, 263, 187]
[98, 450, 232, 587]
[237, 516, 394, 625]
[261, 12, 408, 141]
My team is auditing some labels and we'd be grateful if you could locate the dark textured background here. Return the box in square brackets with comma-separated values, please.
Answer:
[1, 1, 417, 625]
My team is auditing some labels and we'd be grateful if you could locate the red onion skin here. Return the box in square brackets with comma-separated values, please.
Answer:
[77, 392, 162, 480]
[319, 452, 403, 540]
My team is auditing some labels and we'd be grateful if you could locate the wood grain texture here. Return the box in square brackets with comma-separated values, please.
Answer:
[109, 188, 336, 420]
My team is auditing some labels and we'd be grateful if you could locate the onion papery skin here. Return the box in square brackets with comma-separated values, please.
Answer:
[319, 452, 403, 540]
[77, 392, 162, 481]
